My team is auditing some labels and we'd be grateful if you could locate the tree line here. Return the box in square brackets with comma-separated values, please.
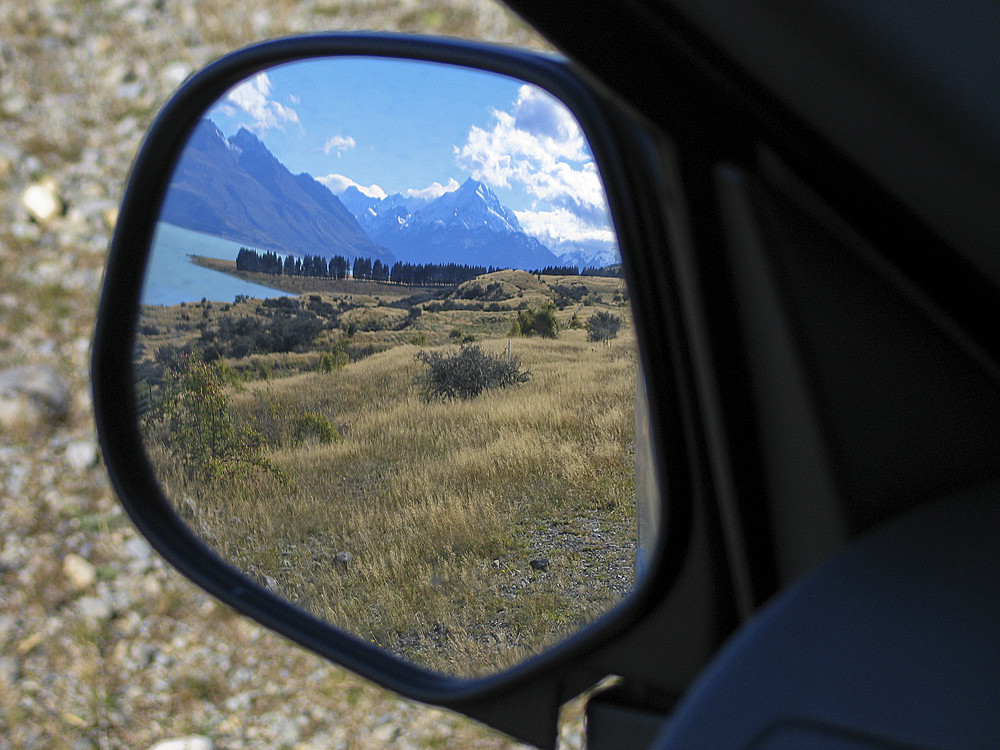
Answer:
[531, 264, 622, 277]
[235, 247, 501, 285]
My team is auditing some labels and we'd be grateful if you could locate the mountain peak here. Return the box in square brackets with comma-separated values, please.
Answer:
[413, 177, 521, 233]
[229, 127, 270, 156]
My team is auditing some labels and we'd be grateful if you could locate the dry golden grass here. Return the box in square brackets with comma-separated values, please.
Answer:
[141, 278, 638, 677]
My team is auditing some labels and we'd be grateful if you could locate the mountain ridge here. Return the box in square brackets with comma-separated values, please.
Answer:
[344, 177, 561, 270]
[160, 120, 393, 264]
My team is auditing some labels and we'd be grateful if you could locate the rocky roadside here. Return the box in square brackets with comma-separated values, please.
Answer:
[0, 0, 584, 747]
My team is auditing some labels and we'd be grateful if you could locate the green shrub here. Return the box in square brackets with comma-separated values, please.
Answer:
[587, 311, 622, 342]
[415, 344, 529, 400]
[317, 350, 349, 373]
[293, 412, 342, 444]
[510, 303, 560, 338]
[148, 352, 284, 483]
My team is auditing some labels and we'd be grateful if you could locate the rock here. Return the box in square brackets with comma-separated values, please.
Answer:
[20, 178, 65, 223]
[529, 558, 550, 572]
[63, 553, 97, 590]
[161, 62, 191, 86]
[332, 551, 353, 568]
[124, 536, 152, 559]
[65, 440, 98, 471]
[0, 365, 71, 428]
[124, 537, 154, 572]
[77, 595, 112, 622]
[148, 738, 213, 750]
[371, 722, 399, 743]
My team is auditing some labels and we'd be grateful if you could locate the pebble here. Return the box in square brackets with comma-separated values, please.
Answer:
[77, 595, 112, 622]
[124, 536, 154, 567]
[0, 365, 71, 428]
[65, 440, 98, 471]
[20, 178, 65, 223]
[63, 553, 97, 590]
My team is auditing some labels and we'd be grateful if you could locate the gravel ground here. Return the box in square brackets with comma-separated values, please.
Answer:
[0, 1, 586, 747]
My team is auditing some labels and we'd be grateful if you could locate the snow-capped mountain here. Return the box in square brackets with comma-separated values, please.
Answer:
[342, 178, 561, 270]
[339, 187, 416, 228]
[411, 179, 522, 233]
[542, 240, 620, 270]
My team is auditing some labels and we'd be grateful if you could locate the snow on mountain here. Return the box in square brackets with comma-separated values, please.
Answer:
[338, 177, 559, 270]
[548, 240, 620, 270]
[411, 178, 522, 233]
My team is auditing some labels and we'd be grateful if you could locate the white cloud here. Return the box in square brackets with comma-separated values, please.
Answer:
[225, 72, 299, 132]
[514, 207, 616, 246]
[321, 135, 357, 155]
[455, 84, 612, 245]
[406, 178, 460, 203]
[317, 173, 387, 200]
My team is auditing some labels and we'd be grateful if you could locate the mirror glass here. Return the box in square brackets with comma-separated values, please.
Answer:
[133, 56, 648, 677]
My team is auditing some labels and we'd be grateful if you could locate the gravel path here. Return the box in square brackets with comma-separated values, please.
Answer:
[0, 1, 581, 747]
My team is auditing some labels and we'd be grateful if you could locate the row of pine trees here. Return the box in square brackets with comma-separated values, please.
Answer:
[235, 247, 501, 285]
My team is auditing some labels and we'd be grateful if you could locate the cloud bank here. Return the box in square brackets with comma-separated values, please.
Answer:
[317, 173, 387, 200]
[455, 84, 615, 255]
[406, 178, 460, 203]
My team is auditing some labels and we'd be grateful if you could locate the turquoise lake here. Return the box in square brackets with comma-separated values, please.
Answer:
[140, 222, 293, 306]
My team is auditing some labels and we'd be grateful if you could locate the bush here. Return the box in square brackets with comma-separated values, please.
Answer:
[317, 350, 349, 373]
[587, 311, 622, 341]
[511, 303, 560, 338]
[293, 412, 342, 445]
[415, 344, 530, 400]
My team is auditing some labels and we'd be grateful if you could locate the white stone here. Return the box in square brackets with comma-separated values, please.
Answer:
[77, 595, 111, 622]
[63, 553, 97, 590]
[21, 180, 64, 223]
[124, 537, 153, 563]
[65, 440, 98, 471]
[161, 62, 191, 86]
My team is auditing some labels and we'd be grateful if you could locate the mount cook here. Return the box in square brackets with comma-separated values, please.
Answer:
[163, 118, 594, 271]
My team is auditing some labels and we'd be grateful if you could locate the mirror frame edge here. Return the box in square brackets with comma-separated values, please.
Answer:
[91, 32, 687, 748]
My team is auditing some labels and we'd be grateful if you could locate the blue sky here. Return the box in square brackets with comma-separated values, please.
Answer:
[206, 56, 617, 256]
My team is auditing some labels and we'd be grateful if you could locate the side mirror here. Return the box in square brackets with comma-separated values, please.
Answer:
[93, 34, 677, 748]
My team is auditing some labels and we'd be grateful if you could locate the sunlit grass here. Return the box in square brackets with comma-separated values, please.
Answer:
[141, 279, 638, 676]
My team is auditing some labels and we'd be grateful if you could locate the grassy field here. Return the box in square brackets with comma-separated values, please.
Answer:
[136, 267, 637, 676]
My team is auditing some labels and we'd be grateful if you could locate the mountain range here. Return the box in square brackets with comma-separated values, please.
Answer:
[160, 120, 391, 263]
[340, 179, 561, 270]
[161, 118, 599, 271]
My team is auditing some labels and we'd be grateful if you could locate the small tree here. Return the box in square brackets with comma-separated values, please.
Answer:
[587, 311, 622, 342]
[154, 353, 284, 483]
[415, 344, 530, 400]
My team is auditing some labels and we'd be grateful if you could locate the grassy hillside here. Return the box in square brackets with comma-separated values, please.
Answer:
[136, 269, 637, 676]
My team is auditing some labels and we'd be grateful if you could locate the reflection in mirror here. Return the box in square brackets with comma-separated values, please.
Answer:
[133, 57, 649, 677]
